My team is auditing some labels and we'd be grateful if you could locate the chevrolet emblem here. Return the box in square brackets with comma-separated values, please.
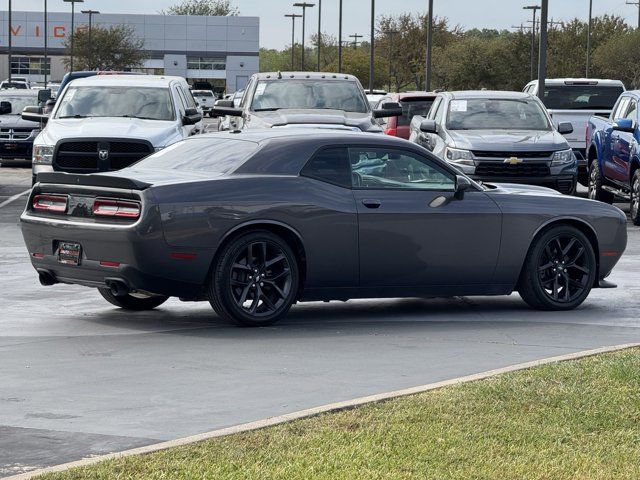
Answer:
[504, 157, 523, 165]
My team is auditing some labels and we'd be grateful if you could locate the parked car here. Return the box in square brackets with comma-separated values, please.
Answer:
[410, 90, 577, 194]
[213, 72, 401, 132]
[23, 75, 203, 184]
[587, 90, 640, 224]
[192, 89, 216, 117]
[0, 81, 28, 90]
[375, 91, 437, 139]
[0, 90, 41, 161]
[365, 89, 388, 109]
[524, 78, 625, 184]
[22, 130, 626, 326]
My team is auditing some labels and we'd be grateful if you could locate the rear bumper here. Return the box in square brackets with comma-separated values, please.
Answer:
[471, 174, 577, 194]
[20, 212, 214, 298]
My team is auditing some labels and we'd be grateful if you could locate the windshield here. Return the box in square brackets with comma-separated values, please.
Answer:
[55, 86, 175, 121]
[542, 85, 624, 110]
[1, 82, 28, 89]
[446, 98, 551, 130]
[0, 95, 37, 114]
[251, 80, 369, 113]
[193, 91, 213, 97]
[398, 98, 435, 126]
[133, 138, 258, 173]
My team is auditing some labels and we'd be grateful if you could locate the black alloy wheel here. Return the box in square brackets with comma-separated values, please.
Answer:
[519, 226, 596, 310]
[631, 170, 640, 226]
[588, 160, 613, 204]
[209, 231, 299, 326]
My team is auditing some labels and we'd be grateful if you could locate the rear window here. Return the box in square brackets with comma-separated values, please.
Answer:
[542, 85, 624, 110]
[193, 91, 214, 97]
[132, 138, 258, 173]
[398, 98, 435, 126]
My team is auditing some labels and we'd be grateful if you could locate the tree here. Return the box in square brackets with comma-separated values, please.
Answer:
[163, 0, 239, 16]
[593, 29, 640, 88]
[62, 25, 146, 71]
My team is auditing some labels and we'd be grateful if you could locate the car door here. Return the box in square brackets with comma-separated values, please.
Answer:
[414, 97, 442, 151]
[350, 146, 502, 287]
[604, 96, 629, 179]
[610, 97, 637, 184]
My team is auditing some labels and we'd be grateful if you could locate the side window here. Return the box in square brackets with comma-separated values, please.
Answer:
[174, 86, 187, 115]
[240, 79, 254, 108]
[182, 86, 197, 108]
[427, 97, 442, 120]
[433, 99, 445, 124]
[624, 99, 637, 123]
[612, 97, 629, 120]
[349, 148, 455, 191]
[300, 147, 351, 188]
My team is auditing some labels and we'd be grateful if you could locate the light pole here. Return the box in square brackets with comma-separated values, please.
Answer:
[81, 9, 100, 70]
[586, 0, 592, 77]
[369, 0, 375, 92]
[63, 0, 84, 73]
[626, 1, 640, 29]
[44, 0, 48, 88]
[523, 5, 540, 81]
[285, 13, 302, 70]
[425, 0, 433, 91]
[349, 33, 362, 48]
[8, 0, 12, 83]
[537, 0, 548, 101]
[384, 30, 399, 92]
[293, 2, 315, 71]
[338, 0, 343, 72]
[316, 0, 322, 71]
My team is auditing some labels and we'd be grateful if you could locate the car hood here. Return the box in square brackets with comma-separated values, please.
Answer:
[484, 182, 563, 196]
[448, 129, 569, 152]
[250, 109, 381, 132]
[0, 114, 40, 128]
[37, 117, 183, 148]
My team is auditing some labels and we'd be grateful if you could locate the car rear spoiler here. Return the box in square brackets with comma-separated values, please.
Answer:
[36, 172, 152, 190]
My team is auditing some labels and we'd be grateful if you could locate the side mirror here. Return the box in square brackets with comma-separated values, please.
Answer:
[557, 121, 573, 135]
[0, 101, 11, 115]
[372, 101, 403, 119]
[420, 119, 438, 134]
[22, 105, 48, 124]
[37, 88, 52, 104]
[454, 175, 472, 200]
[213, 100, 243, 117]
[613, 118, 635, 133]
[182, 107, 202, 125]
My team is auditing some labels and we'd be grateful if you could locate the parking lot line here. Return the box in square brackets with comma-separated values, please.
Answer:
[0, 190, 30, 210]
[7, 342, 638, 480]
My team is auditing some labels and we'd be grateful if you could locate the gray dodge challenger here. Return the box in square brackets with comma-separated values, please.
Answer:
[20, 130, 627, 326]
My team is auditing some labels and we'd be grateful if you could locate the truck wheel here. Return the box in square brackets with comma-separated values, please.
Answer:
[631, 170, 640, 226]
[587, 160, 613, 204]
[518, 225, 596, 311]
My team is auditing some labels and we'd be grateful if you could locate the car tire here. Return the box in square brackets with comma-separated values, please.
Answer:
[208, 231, 299, 327]
[588, 160, 614, 204]
[518, 225, 596, 311]
[630, 170, 640, 226]
[98, 288, 169, 310]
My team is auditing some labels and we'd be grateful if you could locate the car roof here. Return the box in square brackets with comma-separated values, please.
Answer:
[392, 91, 438, 100]
[526, 78, 625, 86]
[67, 75, 184, 87]
[255, 72, 359, 82]
[443, 90, 535, 100]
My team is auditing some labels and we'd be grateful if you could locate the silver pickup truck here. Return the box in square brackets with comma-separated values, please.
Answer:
[523, 78, 625, 184]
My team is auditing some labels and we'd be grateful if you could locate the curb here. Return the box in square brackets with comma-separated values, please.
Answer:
[8, 342, 639, 479]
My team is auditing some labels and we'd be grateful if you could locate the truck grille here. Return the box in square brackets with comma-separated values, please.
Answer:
[54, 139, 153, 173]
[0, 127, 37, 140]
[475, 162, 551, 177]
[471, 150, 554, 160]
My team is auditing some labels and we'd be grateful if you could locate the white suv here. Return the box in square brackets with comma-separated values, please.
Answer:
[24, 75, 203, 183]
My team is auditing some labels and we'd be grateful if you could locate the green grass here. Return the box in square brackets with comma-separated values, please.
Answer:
[41, 348, 640, 480]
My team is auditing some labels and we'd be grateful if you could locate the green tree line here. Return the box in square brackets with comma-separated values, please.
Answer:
[261, 13, 638, 91]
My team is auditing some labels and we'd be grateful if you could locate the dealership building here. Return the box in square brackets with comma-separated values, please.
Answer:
[0, 10, 259, 92]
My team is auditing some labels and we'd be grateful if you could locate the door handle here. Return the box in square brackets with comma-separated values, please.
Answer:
[362, 199, 382, 209]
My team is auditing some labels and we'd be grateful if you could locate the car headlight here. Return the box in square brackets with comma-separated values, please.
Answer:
[445, 147, 474, 165]
[32, 145, 54, 165]
[551, 149, 575, 166]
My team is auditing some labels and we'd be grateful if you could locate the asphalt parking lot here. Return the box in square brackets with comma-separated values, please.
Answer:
[1, 161, 639, 478]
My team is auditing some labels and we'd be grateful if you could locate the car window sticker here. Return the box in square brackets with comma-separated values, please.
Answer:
[450, 100, 467, 112]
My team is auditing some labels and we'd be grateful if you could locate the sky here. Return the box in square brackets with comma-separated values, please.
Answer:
[10, 0, 640, 49]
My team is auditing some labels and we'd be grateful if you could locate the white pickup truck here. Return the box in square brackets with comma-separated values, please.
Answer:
[23, 75, 203, 184]
[523, 78, 625, 184]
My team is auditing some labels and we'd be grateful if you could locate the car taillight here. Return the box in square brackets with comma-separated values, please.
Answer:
[384, 127, 398, 137]
[92, 198, 141, 218]
[32, 194, 68, 213]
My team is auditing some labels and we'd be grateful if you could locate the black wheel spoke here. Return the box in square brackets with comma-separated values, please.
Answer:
[260, 291, 277, 310]
[552, 277, 559, 300]
[538, 261, 554, 272]
[561, 238, 577, 256]
[265, 268, 290, 281]
[263, 280, 286, 300]
[232, 263, 251, 272]
[231, 278, 250, 287]
[239, 284, 252, 304]
[265, 254, 286, 268]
